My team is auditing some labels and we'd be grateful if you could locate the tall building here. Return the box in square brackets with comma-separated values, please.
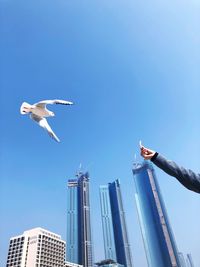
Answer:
[178, 252, 187, 267]
[132, 161, 181, 267]
[67, 171, 93, 267]
[67, 179, 79, 264]
[6, 227, 66, 267]
[186, 254, 195, 267]
[99, 180, 133, 267]
[99, 185, 117, 262]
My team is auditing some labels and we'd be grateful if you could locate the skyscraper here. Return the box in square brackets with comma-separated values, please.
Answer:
[67, 179, 79, 264]
[186, 253, 195, 267]
[99, 185, 117, 262]
[6, 228, 66, 267]
[67, 171, 93, 267]
[100, 180, 133, 267]
[132, 161, 181, 267]
[178, 252, 187, 267]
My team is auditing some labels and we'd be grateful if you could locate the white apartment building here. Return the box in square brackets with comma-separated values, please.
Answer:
[6, 227, 66, 267]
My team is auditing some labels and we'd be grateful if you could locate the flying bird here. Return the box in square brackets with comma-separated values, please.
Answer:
[20, 99, 74, 142]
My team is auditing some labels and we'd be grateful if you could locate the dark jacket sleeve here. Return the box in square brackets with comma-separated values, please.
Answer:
[151, 153, 200, 193]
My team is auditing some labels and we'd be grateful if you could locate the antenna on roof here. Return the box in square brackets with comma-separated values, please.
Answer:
[133, 153, 139, 168]
[76, 162, 83, 177]
[79, 163, 82, 170]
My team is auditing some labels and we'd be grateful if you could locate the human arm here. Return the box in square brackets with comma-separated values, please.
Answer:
[140, 145, 200, 193]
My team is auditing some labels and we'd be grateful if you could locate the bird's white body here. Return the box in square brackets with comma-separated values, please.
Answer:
[20, 99, 73, 142]
[31, 106, 54, 117]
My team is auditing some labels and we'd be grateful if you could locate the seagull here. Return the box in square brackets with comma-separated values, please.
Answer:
[20, 99, 74, 142]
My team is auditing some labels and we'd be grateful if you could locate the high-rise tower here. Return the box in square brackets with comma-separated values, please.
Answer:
[132, 161, 181, 267]
[99, 185, 117, 262]
[178, 252, 187, 267]
[100, 179, 133, 267]
[186, 253, 195, 267]
[67, 179, 79, 264]
[67, 171, 93, 267]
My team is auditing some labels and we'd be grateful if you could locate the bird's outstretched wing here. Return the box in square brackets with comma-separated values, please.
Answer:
[30, 114, 60, 142]
[34, 99, 74, 108]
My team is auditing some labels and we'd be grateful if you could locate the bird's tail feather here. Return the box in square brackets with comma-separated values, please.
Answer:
[20, 102, 32, 114]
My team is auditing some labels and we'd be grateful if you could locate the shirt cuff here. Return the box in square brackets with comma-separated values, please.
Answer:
[151, 152, 158, 162]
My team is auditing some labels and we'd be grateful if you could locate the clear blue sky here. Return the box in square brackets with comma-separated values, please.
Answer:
[1, 0, 200, 266]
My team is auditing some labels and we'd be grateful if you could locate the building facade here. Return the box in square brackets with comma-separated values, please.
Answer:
[99, 180, 133, 267]
[67, 179, 79, 264]
[186, 254, 195, 267]
[178, 252, 187, 267]
[67, 171, 93, 267]
[132, 161, 181, 267]
[6, 228, 66, 267]
[99, 185, 117, 262]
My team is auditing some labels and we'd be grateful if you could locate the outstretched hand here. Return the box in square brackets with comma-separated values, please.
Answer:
[140, 144, 156, 160]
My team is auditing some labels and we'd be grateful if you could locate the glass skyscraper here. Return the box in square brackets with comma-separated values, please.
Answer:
[132, 161, 181, 267]
[99, 185, 117, 262]
[186, 253, 195, 267]
[100, 179, 133, 267]
[178, 252, 187, 267]
[67, 171, 93, 267]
